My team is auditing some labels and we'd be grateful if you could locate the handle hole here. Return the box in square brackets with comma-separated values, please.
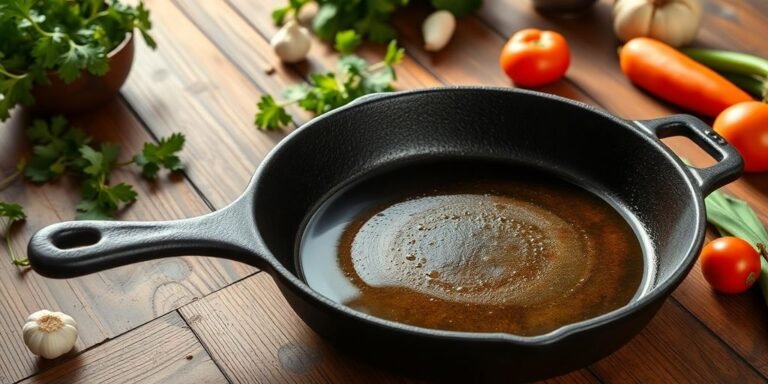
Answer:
[52, 229, 101, 250]
[661, 136, 718, 169]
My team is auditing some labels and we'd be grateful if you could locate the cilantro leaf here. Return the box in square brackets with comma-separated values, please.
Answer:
[334, 30, 362, 54]
[133, 133, 186, 178]
[58, 42, 108, 83]
[384, 40, 405, 67]
[0, 202, 25, 223]
[255, 95, 293, 130]
[0, 71, 33, 121]
[0, 200, 28, 267]
[24, 116, 89, 182]
[77, 181, 137, 220]
[253, 40, 405, 130]
[80, 143, 120, 178]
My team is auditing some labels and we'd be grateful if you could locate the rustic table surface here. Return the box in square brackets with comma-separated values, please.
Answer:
[2, 0, 767, 383]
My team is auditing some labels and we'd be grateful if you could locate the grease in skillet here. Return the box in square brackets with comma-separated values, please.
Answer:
[299, 161, 645, 336]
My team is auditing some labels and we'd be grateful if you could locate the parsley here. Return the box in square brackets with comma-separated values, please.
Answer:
[0, 201, 28, 266]
[0, 0, 157, 120]
[334, 30, 361, 54]
[0, 116, 186, 265]
[133, 133, 186, 179]
[272, 0, 482, 51]
[254, 40, 405, 130]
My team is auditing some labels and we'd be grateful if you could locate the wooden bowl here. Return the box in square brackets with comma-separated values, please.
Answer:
[29, 33, 135, 115]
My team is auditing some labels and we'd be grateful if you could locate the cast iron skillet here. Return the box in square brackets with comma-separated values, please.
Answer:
[28, 88, 742, 382]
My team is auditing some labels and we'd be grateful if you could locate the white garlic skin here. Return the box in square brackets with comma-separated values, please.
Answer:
[23, 310, 78, 359]
[613, 0, 703, 47]
[271, 20, 312, 63]
[423, 10, 456, 52]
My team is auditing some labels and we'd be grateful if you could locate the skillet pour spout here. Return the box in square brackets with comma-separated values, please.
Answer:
[27, 88, 742, 382]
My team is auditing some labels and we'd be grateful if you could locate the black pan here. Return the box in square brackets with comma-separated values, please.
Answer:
[28, 88, 742, 382]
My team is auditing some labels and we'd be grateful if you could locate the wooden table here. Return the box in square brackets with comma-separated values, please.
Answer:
[1, 0, 767, 383]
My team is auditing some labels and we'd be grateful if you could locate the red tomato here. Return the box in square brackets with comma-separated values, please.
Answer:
[713, 101, 768, 172]
[700, 237, 762, 294]
[499, 29, 570, 87]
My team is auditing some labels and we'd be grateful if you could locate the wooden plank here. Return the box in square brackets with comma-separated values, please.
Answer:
[20, 311, 228, 384]
[590, 300, 764, 383]
[475, 0, 768, 378]
[121, 0, 293, 209]
[178, 273, 406, 384]
[0, 101, 252, 383]
[179, 272, 597, 384]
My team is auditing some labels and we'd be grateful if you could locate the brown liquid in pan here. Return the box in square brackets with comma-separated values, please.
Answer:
[299, 162, 645, 336]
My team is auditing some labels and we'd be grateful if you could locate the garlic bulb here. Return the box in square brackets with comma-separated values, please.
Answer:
[23, 310, 78, 359]
[271, 20, 312, 63]
[613, 0, 703, 47]
[423, 10, 456, 52]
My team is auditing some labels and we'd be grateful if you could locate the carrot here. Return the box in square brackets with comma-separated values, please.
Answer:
[619, 38, 753, 118]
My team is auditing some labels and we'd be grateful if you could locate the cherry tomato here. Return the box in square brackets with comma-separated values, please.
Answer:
[700, 237, 761, 294]
[499, 29, 570, 87]
[713, 101, 768, 173]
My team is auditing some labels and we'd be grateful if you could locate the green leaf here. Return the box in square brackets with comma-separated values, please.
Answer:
[272, 6, 291, 25]
[135, 2, 157, 49]
[384, 40, 405, 67]
[58, 42, 108, 83]
[80, 143, 119, 178]
[255, 95, 292, 130]
[0, 202, 26, 223]
[367, 20, 397, 44]
[431, 0, 483, 17]
[337, 55, 367, 75]
[312, 4, 339, 40]
[77, 181, 137, 220]
[334, 29, 361, 54]
[363, 67, 395, 92]
[282, 84, 311, 101]
[133, 132, 185, 178]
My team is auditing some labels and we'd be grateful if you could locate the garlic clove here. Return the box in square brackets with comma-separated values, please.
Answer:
[613, 1, 653, 43]
[23, 310, 78, 359]
[271, 20, 312, 64]
[423, 10, 456, 52]
[649, 2, 702, 47]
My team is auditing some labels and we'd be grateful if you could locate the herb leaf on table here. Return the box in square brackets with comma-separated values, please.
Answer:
[254, 40, 405, 131]
[0, 201, 28, 266]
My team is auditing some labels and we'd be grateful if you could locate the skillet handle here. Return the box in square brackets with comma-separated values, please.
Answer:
[634, 115, 743, 196]
[27, 197, 270, 279]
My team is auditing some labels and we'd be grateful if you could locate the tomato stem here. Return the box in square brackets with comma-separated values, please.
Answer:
[758, 243, 767, 262]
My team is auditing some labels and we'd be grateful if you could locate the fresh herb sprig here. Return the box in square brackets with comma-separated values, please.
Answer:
[0, 0, 156, 120]
[1, 116, 185, 222]
[255, 40, 405, 130]
[706, 190, 768, 307]
[272, 0, 482, 50]
[0, 201, 28, 266]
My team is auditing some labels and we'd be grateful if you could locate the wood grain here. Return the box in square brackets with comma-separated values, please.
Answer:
[179, 273, 409, 384]
[591, 300, 765, 383]
[180, 273, 600, 384]
[0, 101, 252, 383]
[20, 312, 228, 384]
[121, 0, 292, 209]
